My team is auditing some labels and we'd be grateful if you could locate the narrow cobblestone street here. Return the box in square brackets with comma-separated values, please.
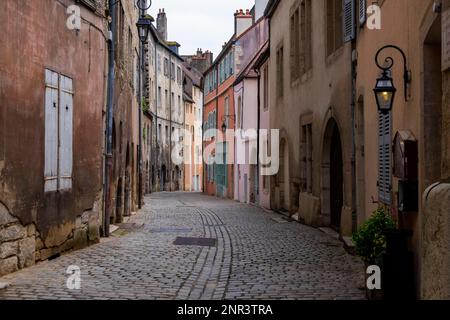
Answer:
[0, 193, 365, 300]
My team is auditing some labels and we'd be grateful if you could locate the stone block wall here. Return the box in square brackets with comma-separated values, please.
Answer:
[0, 198, 101, 277]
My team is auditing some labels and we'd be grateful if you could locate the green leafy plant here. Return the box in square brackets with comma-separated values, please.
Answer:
[142, 99, 149, 113]
[352, 207, 396, 264]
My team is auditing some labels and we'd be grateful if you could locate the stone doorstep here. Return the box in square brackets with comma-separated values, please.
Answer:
[342, 236, 356, 255]
[318, 227, 340, 240]
[109, 225, 119, 234]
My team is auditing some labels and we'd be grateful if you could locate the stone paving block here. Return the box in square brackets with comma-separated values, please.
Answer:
[0, 193, 365, 300]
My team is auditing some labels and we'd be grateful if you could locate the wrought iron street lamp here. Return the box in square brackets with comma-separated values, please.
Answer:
[221, 115, 236, 133]
[136, 0, 152, 208]
[373, 45, 411, 114]
[136, 16, 152, 43]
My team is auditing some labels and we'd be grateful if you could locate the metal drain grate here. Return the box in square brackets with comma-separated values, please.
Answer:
[174, 237, 217, 247]
[149, 228, 193, 233]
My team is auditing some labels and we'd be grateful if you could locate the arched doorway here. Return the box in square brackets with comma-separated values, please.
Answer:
[161, 165, 166, 191]
[174, 166, 180, 191]
[124, 143, 131, 217]
[116, 177, 123, 223]
[322, 118, 343, 231]
[276, 138, 290, 212]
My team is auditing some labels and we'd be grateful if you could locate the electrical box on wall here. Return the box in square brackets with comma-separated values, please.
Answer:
[398, 180, 419, 212]
[393, 130, 418, 181]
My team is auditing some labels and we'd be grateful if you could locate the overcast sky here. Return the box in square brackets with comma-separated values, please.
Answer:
[148, 0, 255, 59]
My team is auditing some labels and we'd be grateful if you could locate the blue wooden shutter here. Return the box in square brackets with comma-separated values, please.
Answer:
[44, 69, 59, 192]
[343, 0, 355, 42]
[378, 112, 392, 204]
[59, 75, 74, 190]
[359, 0, 367, 26]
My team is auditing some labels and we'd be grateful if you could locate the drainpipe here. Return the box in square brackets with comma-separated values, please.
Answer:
[154, 43, 159, 192]
[138, 8, 144, 209]
[256, 69, 261, 205]
[169, 54, 173, 191]
[104, 0, 116, 237]
[351, 21, 358, 233]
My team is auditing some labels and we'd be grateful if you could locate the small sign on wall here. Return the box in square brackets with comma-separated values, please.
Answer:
[443, 9, 450, 71]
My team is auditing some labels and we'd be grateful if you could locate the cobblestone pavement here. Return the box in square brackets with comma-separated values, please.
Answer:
[0, 193, 365, 300]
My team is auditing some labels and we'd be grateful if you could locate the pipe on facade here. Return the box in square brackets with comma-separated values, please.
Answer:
[103, 0, 116, 237]
[350, 21, 358, 233]
[138, 7, 144, 209]
[256, 69, 261, 203]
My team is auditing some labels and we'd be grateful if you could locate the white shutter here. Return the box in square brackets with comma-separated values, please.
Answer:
[359, 0, 366, 26]
[58, 75, 74, 190]
[378, 112, 392, 204]
[44, 70, 59, 192]
[343, 0, 355, 43]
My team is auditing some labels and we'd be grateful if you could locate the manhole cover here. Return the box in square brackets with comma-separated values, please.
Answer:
[149, 228, 192, 233]
[174, 237, 217, 247]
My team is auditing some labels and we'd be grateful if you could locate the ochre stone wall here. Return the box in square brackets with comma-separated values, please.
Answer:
[421, 183, 450, 299]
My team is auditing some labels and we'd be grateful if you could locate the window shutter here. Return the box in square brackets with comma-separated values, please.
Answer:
[343, 0, 355, 43]
[58, 75, 74, 190]
[44, 69, 59, 192]
[378, 112, 392, 204]
[359, 0, 366, 26]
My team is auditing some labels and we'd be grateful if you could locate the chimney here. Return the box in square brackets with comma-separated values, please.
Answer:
[234, 8, 253, 37]
[157, 8, 167, 41]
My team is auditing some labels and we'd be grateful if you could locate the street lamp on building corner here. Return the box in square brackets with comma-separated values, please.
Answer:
[136, 0, 152, 208]
[373, 45, 411, 114]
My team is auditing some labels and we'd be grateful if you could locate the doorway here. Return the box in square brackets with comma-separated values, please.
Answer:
[161, 165, 166, 191]
[322, 118, 343, 231]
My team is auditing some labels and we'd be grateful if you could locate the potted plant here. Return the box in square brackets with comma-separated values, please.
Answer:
[352, 207, 396, 300]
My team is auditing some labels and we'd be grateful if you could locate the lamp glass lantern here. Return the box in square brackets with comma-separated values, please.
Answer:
[136, 16, 152, 43]
[374, 71, 397, 114]
[221, 122, 227, 133]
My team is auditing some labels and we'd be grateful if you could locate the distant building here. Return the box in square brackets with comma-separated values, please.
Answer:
[183, 63, 205, 192]
[145, 9, 184, 192]
[182, 49, 214, 74]
[233, 2, 269, 207]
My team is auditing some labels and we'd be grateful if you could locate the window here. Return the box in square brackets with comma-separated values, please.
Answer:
[115, 2, 125, 63]
[44, 69, 73, 192]
[301, 123, 313, 193]
[378, 111, 392, 204]
[158, 124, 162, 142]
[290, 6, 300, 81]
[128, 27, 133, 76]
[178, 95, 181, 110]
[276, 44, 284, 99]
[164, 58, 169, 76]
[225, 97, 229, 128]
[177, 67, 182, 84]
[301, 0, 312, 73]
[165, 90, 168, 107]
[165, 125, 169, 144]
[158, 86, 162, 107]
[79, 0, 97, 11]
[158, 54, 161, 72]
[171, 62, 175, 80]
[171, 92, 175, 107]
[326, 0, 343, 56]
